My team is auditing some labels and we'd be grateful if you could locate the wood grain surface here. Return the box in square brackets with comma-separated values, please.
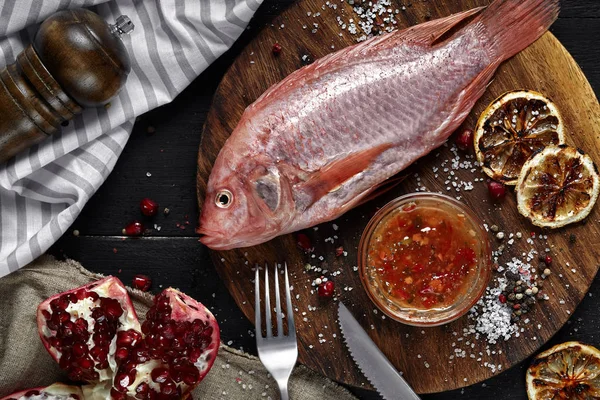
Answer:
[195, 0, 600, 393]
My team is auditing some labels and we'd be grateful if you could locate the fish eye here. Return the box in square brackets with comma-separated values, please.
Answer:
[215, 189, 233, 208]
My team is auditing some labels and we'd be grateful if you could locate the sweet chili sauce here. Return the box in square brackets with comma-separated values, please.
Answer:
[367, 201, 481, 310]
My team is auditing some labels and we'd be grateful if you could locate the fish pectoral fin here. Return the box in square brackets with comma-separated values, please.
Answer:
[298, 143, 394, 207]
[352, 174, 407, 208]
[401, 6, 485, 46]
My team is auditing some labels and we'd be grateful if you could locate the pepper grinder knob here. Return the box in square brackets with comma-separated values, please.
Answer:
[110, 15, 135, 36]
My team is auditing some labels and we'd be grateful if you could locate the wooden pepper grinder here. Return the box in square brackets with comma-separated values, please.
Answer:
[0, 9, 134, 163]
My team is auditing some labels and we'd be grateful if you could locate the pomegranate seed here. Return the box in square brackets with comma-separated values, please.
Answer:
[272, 42, 282, 56]
[90, 346, 107, 361]
[115, 368, 136, 390]
[101, 298, 124, 319]
[160, 381, 177, 395]
[132, 274, 152, 292]
[42, 310, 52, 320]
[73, 318, 88, 334]
[50, 297, 68, 311]
[188, 348, 201, 363]
[115, 347, 129, 362]
[487, 180, 507, 201]
[110, 388, 127, 399]
[297, 233, 312, 252]
[117, 329, 142, 347]
[140, 198, 159, 217]
[317, 281, 335, 298]
[183, 369, 200, 385]
[135, 382, 150, 397]
[455, 129, 473, 151]
[544, 255, 552, 265]
[78, 357, 94, 369]
[75, 289, 87, 300]
[498, 294, 507, 304]
[57, 311, 70, 323]
[73, 343, 88, 357]
[151, 367, 170, 383]
[135, 348, 150, 363]
[335, 246, 344, 257]
[123, 221, 144, 236]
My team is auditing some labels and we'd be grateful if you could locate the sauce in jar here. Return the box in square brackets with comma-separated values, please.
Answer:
[367, 200, 482, 311]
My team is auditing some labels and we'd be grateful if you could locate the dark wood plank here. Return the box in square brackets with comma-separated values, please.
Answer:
[196, 0, 600, 393]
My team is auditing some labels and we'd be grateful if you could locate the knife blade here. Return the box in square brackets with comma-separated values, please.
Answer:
[338, 302, 420, 400]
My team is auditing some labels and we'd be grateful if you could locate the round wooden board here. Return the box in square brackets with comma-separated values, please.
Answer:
[197, 0, 600, 393]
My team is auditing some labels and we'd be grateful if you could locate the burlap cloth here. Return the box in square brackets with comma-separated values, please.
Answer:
[0, 256, 357, 400]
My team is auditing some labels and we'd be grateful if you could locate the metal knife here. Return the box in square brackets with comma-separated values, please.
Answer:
[338, 302, 421, 400]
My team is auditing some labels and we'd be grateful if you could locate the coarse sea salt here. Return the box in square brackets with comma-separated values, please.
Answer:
[469, 278, 516, 344]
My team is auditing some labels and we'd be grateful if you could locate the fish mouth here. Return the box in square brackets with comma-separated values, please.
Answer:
[199, 234, 248, 250]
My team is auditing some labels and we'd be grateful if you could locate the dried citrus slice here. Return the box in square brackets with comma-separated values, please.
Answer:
[526, 341, 600, 399]
[516, 145, 600, 229]
[475, 90, 565, 185]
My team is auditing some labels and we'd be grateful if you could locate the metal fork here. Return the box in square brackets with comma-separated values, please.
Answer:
[255, 263, 298, 400]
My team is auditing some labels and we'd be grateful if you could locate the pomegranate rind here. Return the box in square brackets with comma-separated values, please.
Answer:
[474, 90, 565, 185]
[0, 383, 83, 400]
[36, 276, 140, 384]
[526, 341, 600, 399]
[516, 145, 600, 228]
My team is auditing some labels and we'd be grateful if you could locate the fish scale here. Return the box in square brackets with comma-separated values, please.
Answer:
[199, 0, 561, 250]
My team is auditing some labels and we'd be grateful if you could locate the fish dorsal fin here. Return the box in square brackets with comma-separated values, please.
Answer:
[399, 6, 485, 45]
[297, 143, 394, 208]
[247, 8, 484, 116]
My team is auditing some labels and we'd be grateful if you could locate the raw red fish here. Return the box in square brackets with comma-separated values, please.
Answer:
[199, 0, 559, 250]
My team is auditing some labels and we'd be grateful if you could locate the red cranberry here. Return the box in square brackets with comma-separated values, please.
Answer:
[297, 233, 312, 252]
[544, 255, 552, 265]
[487, 181, 506, 201]
[317, 281, 334, 298]
[335, 247, 344, 257]
[123, 221, 144, 236]
[455, 129, 473, 151]
[140, 198, 159, 217]
[272, 42, 282, 56]
[498, 294, 507, 304]
[132, 275, 152, 292]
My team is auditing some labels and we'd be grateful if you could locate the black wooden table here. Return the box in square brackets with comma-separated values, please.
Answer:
[49, 1, 600, 399]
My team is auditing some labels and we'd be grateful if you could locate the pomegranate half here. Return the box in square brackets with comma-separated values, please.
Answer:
[0, 383, 83, 400]
[3, 276, 220, 400]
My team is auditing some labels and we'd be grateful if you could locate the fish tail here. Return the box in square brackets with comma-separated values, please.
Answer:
[474, 0, 560, 62]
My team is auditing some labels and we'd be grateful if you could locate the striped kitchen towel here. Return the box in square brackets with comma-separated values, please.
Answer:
[0, 0, 262, 277]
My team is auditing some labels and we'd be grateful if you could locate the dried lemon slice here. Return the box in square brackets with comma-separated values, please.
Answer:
[526, 341, 600, 399]
[516, 145, 600, 228]
[475, 90, 565, 185]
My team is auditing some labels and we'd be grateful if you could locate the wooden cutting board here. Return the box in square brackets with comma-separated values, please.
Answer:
[196, 0, 600, 393]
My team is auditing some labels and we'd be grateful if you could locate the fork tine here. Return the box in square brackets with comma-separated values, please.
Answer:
[264, 263, 272, 338]
[284, 262, 296, 337]
[254, 266, 261, 338]
[274, 264, 283, 337]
